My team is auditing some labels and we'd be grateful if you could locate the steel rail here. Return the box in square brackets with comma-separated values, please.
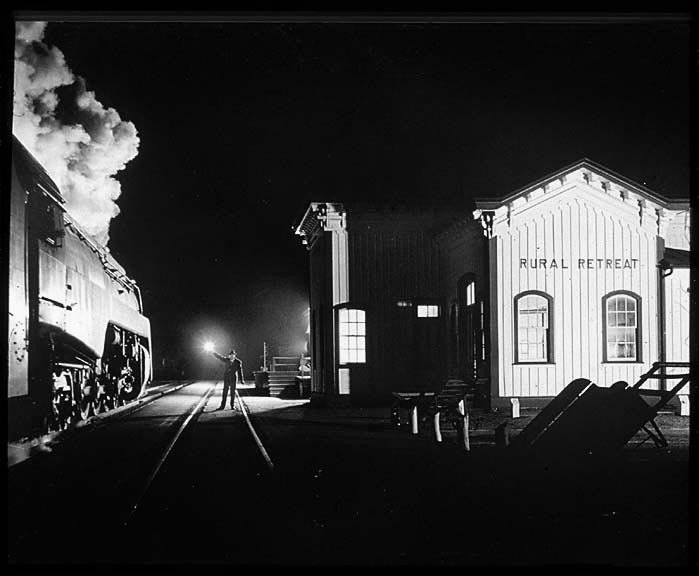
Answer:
[7, 381, 196, 469]
[122, 381, 217, 526]
[88, 381, 194, 425]
[235, 390, 275, 471]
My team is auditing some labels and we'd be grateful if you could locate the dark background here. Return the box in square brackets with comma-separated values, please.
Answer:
[23, 16, 690, 378]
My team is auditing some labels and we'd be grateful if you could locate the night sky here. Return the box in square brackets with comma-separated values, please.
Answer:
[12, 14, 691, 377]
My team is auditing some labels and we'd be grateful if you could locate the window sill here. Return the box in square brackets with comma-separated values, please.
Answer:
[601, 361, 644, 365]
[513, 362, 555, 366]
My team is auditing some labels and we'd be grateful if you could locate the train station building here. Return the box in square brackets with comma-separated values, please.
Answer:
[294, 159, 691, 413]
[473, 160, 690, 412]
[294, 202, 485, 405]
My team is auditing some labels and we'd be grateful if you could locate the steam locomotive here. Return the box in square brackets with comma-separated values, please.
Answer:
[7, 136, 152, 440]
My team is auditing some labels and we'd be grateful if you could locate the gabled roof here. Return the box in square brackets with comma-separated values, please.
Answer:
[474, 158, 689, 211]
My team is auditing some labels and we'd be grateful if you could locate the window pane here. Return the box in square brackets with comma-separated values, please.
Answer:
[466, 282, 475, 306]
[528, 327, 537, 343]
[517, 293, 550, 362]
[338, 309, 367, 364]
[517, 294, 549, 362]
[606, 295, 638, 361]
[417, 304, 439, 318]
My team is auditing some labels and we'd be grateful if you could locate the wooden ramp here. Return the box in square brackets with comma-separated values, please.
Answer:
[509, 362, 691, 460]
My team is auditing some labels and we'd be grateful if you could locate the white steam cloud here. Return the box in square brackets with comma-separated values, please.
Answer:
[13, 21, 139, 246]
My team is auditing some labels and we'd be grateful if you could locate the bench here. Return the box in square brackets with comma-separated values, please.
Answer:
[391, 391, 436, 433]
[392, 379, 474, 450]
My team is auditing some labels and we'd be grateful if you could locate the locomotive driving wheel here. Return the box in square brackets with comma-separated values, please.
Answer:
[46, 400, 62, 433]
[104, 393, 117, 411]
[96, 374, 118, 413]
[78, 375, 97, 420]
[117, 371, 137, 406]
[47, 389, 71, 432]
[47, 372, 73, 432]
[79, 394, 94, 420]
[94, 392, 110, 414]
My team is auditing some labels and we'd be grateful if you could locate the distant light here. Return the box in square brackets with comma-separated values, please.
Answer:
[203, 341, 215, 353]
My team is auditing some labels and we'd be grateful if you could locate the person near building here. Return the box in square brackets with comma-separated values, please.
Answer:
[212, 349, 244, 410]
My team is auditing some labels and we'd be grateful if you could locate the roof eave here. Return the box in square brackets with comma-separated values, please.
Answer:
[474, 158, 688, 210]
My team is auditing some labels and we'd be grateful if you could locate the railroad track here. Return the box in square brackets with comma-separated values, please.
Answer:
[7, 380, 195, 468]
[122, 382, 217, 526]
[8, 380, 263, 563]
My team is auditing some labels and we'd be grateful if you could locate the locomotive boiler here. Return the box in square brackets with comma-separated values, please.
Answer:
[7, 136, 152, 440]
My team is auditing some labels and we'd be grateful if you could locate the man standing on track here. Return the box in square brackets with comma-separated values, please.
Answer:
[212, 349, 244, 410]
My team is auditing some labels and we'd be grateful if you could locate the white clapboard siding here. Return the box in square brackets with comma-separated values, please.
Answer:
[493, 181, 659, 398]
[664, 268, 690, 394]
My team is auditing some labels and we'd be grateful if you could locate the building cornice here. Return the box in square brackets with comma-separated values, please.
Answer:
[473, 159, 690, 239]
[474, 158, 689, 212]
[294, 202, 346, 250]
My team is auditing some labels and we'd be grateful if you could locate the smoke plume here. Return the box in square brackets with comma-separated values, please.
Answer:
[13, 21, 139, 246]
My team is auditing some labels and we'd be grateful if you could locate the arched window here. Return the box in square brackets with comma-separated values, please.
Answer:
[457, 274, 479, 377]
[514, 291, 553, 363]
[603, 291, 641, 362]
[458, 274, 476, 307]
